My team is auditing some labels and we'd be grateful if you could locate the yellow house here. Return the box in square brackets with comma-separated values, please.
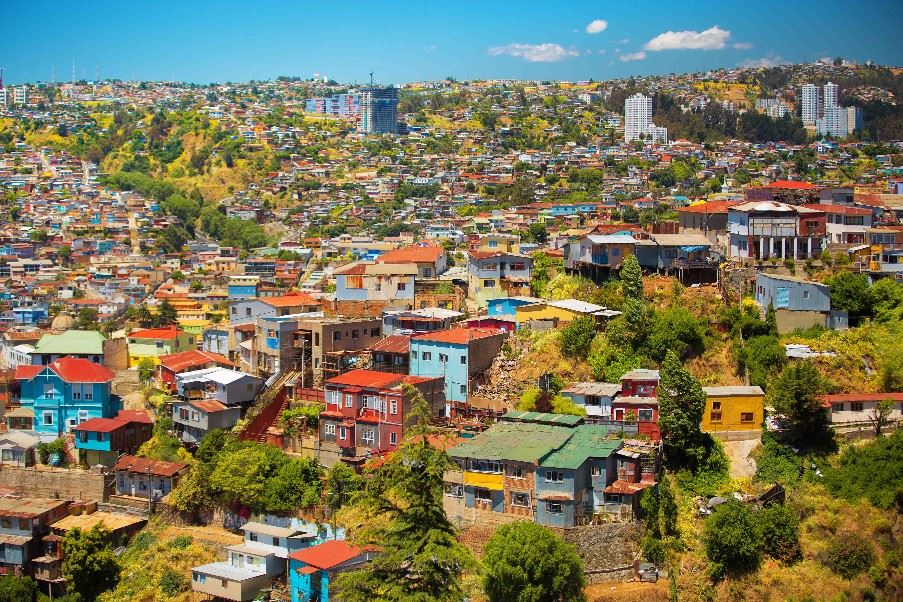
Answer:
[515, 299, 615, 327]
[701, 386, 765, 433]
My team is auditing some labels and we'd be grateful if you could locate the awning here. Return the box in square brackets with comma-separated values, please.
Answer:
[679, 245, 707, 252]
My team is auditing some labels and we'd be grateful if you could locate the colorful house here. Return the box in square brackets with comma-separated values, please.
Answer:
[157, 349, 236, 393]
[74, 410, 154, 467]
[701, 386, 765, 434]
[288, 540, 374, 602]
[113, 455, 190, 501]
[16, 358, 119, 441]
[127, 326, 196, 367]
[409, 328, 507, 408]
[514, 298, 618, 328]
[467, 251, 533, 307]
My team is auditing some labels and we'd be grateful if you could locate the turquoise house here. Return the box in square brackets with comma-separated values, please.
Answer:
[288, 540, 373, 602]
[16, 357, 118, 441]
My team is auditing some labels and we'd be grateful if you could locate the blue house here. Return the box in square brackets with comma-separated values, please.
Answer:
[409, 328, 507, 407]
[12, 304, 48, 326]
[754, 273, 847, 332]
[486, 296, 542, 317]
[289, 540, 374, 602]
[16, 357, 119, 441]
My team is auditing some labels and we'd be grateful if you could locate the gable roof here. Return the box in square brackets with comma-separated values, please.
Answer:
[128, 326, 183, 340]
[74, 417, 128, 433]
[262, 293, 321, 308]
[159, 349, 235, 373]
[411, 327, 503, 345]
[113, 454, 189, 477]
[376, 243, 445, 265]
[288, 540, 364, 570]
[49, 357, 116, 383]
[32, 330, 105, 355]
[327, 369, 405, 390]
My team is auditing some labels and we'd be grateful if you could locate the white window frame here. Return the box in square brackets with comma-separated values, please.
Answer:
[42, 411, 54, 426]
[325, 423, 336, 436]
[511, 491, 530, 507]
[545, 470, 564, 483]
[390, 400, 398, 415]
[361, 429, 375, 444]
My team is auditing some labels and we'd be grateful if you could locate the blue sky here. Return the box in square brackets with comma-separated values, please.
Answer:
[3, 1, 902, 85]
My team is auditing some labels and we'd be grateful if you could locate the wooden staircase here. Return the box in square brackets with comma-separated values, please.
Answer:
[240, 369, 300, 443]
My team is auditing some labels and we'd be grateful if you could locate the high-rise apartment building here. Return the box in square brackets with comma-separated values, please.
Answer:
[624, 93, 653, 143]
[305, 93, 361, 117]
[360, 86, 399, 134]
[846, 106, 864, 135]
[818, 105, 849, 138]
[823, 82, 838, 111]
[801, 84, 821, 126]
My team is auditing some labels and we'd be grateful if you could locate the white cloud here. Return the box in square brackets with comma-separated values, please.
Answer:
[733, 42, 753, 50]
[487, 43, 580, 62]
[740, 54, 786, 68]
[585, 19, 608, 34]
[644, 26, 731, 51]
[619, 51, 647, 62]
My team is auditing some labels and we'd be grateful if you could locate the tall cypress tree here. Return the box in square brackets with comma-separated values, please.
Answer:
[620, 253, 644, 300]
[657, 350, 708, 469]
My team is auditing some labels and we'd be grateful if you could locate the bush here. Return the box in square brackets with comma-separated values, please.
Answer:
[757, 504, 801, 563]
[823, 430, 903, 510]
[159, 568, 190, 596]
[754, 431, 800, 485]
[559, 316, 597, 359]
[641, 534, 666, 565]
[168, 534, 193, 549]
[704, 501, 763, 580]
[823, 532, 874, 579]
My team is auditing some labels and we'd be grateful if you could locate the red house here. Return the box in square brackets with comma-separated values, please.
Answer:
[611, 368, 661, 440]
[318, 369, 445, 464]
[157, 350, 235, 392]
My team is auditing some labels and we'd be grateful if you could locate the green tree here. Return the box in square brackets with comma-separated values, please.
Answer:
[823, 533, 874, 579]
[737, 335, 786, 390]
[258, 457, 323, 512]
[704, 501, 763, 580]
[764, 302, 778, 336]
[334, 385, 474, 602]
[559, 316, 597, 359]
[76, 307, 100, 330]
[620, 254, 643, 300]
[483, 521, 586, 602]
[869, 398, 895, 437]
[156, 299, 178, 326]
[657, 351, 707, 469]
[825, 272, 873, 323]
[326, 462, 365, 514]
[768, 361, 831, 448]
[757, 504, 801, 563]
[208, 443, 288, 510]
[0, 575, 40, 602]
[645, 307, 706, 362]
[526, 222, 548, 244]
[137, 357, 156, 383]
[62, 524, 120, 600]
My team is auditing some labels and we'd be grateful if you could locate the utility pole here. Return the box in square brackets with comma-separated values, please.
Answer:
[146, 464, 152, 515]
[369, 70, 374, 86]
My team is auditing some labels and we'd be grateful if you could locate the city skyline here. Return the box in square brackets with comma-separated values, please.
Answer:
[2, 0, 903, 85]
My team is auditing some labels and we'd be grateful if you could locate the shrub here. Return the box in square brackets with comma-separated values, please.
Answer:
[823, 532, 874, 579]
[704, 501, 763, 580]
[168, 535, 193, 549]
[159, 568, 190, 596]
[823, 430, 903, 510]
[559, 316, 597, 359]
[754, 431, 800, 485]
[641, 534, 666, 565]
[757, 504, 801, 563]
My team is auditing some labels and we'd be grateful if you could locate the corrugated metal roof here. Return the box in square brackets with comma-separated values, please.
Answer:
[448, 422, 574, 463]
[540, 425, 621, 470]
[501, 411, 584, 426]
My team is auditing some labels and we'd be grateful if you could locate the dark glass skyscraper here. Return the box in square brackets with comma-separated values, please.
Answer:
[360, 86, 399, 134]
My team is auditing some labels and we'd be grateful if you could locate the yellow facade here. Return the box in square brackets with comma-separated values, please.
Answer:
[702, 392, 765, 432]
[514, 303, 586, 325]
[463, 471, 504, 491]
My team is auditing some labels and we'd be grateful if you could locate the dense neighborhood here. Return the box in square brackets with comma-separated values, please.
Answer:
[0, 40, 901, 602]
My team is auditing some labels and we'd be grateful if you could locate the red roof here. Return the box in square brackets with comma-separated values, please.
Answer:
[74, 417, 127, 433]
[116, 409, 153, 424]
[263, 293, 321, 308]
[113, 454, 189, 478]
[412, 328, 503, 345]
[288, 540, 364, 570]
[603, 479, 657, 494]
[821, 392, 903, 407]
[327, 369, 404, 390]
[188, 399, 230, 413]
[801, 204, 871, 216]
[159, 349, 235, 373]
[129, 326, 183, 340]
[369, 335, 410, 355]
[376, 243, 445, 265]
[14, 365, 42, 381]
[677, 200, 743, 214]
[767, 180, 817, 190]
[49, 357, 115, 383]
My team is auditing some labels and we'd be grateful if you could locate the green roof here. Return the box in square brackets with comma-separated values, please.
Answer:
[540, 425, 622, 470]
[449, 421, 622, 469]
[33, 330, 106, 355]
[449, 422, 574, 464]
[501, 411, 584, 427]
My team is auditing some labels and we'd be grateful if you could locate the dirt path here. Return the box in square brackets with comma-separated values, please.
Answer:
[586, 580, 670, 601]
[722, 437, 761, 479]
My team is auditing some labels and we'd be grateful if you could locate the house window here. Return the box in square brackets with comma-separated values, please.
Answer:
[546, 501, 563, 514]
[460, 384, 467, 396]
[397, 282, 407, 291]
[390, 400, 397, 415]
[339, 427, 347, 439]
[43, 411, 54, 426]
[508, 465, 524, 479]
[511, 492, 530, 507]
[371, 328, 380, 337]
[460, 355, 467, 365]
[333, 331, 341, 341]
[509, 262, 526, 271]
[361, 429, 375, 444]
[79, 431, 88, 443]
[411, 351, 417, 360]
[591, 465, 602, 477]
[472, 460, 502, 473]
[545, 471, 564, 483]
[84, 391, 93, 401]
[474, 488, 491, 502]
[390, 432, 397, 445]
[179, 408, 189, 420]
[44, 383, 54, 399]
[439, 353, 448, 363]
[156, 341, 164, 350]
[851, 402, 864, 412]
[351, 330, 359, 339]
[325, 424, 336, 436]
[72, 391, 81, 400]
[710, 411, 722, 422]
[740, 412, 754, 422]
[638, 409, 654, 422]
[803, 290, 810, 300]
[422, 352, 432, 361]
[445, 484, 463, 497]
[345, 394, 353, 408]
[483, 279, 496, 288]
[97, 432, 106, 442]
[272, 537, 280, 547]
[245, 307, 252, 317]
[833, 402, 844, 412]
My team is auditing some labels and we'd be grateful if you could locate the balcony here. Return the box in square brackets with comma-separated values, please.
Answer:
[591, 254, 609, 265]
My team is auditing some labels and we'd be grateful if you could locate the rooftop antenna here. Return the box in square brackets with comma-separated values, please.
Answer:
[369, 71, 374, 86]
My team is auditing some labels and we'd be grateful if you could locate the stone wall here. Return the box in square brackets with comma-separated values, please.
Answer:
[0, 465, 111, 501]
[561, 523, 642, 583]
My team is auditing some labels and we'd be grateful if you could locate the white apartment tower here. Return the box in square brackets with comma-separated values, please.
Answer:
[801, 84, 821, 126]
[624, 93, 652, 143]
[823, 82, 839, 111]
